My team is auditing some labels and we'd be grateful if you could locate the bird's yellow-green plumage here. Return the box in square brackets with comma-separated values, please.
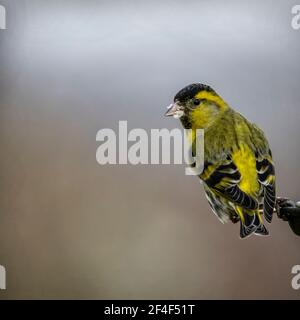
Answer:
[232, 144, 259, 195]
[165, 83, 276, 238]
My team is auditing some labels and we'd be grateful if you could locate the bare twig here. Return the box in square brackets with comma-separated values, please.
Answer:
[276, 198, 300, 236]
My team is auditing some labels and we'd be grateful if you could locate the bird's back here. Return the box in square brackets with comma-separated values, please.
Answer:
[204, 109, 270, 164]
[200, 109, 275, 237]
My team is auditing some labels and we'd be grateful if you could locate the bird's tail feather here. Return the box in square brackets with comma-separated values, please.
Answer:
[238, 209, 269, 239]
[254, 223, 269, 236]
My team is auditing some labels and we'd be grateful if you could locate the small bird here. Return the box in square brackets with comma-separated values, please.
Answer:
[165, 83, 276, 238]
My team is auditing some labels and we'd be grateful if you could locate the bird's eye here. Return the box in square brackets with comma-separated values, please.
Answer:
[193, 99, 200, 106]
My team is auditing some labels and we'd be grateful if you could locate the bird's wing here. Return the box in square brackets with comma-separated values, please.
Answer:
[200, 156, 259, 210]
[249, 123, 276, 222]
[256, 150, 276, 222]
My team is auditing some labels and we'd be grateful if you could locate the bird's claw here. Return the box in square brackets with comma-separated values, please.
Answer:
[230, 213, 240, 224]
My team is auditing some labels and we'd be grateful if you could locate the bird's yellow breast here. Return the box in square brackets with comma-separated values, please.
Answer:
[232, 145, 259, 196]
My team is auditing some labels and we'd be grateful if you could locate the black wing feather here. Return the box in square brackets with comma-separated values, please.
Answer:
[202, 158, 258, 210]
[256, 151, 276, 223]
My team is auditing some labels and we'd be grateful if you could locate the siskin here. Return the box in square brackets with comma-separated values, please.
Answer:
[165, 83, 276, 238]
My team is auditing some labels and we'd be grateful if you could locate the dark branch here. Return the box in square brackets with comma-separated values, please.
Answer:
[276, 198, 300, 236]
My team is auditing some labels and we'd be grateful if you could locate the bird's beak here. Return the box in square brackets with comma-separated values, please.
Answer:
[165, 102, 184, 118]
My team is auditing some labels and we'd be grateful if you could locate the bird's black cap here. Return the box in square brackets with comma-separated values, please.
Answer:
[174, 83, 215, 103]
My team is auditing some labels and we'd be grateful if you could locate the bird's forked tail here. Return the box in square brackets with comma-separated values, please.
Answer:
[236, 207, 269, 239]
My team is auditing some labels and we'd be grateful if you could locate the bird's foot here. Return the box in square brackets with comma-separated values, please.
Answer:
[230, 213, 240, 224]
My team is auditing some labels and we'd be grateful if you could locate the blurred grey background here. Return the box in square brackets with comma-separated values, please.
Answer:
[0, 0, 300, 299]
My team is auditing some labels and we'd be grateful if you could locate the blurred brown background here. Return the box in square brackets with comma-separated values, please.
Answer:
[0, 0, 300, 299]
